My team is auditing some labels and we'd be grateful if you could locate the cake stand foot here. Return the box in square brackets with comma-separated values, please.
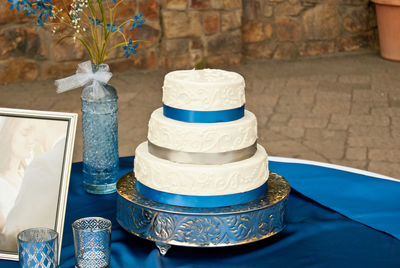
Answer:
[156, 242, 171, 255]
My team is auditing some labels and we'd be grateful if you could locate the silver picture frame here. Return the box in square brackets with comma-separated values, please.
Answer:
[0, 107, 77, 263]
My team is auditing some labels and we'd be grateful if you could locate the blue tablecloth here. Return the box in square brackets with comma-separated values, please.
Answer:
[2, 156, 400, 267]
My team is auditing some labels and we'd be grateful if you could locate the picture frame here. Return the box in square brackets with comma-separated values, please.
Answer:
[0, 107, 77, 263]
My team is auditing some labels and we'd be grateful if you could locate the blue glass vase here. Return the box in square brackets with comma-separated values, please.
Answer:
[81, 64, 119, 194]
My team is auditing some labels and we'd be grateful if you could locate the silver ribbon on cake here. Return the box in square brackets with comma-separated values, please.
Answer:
[54, 60, 112, 98]
[148, 141, 258, 165]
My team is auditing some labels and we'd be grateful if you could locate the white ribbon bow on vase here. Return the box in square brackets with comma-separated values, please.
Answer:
[55, 61, 112, 98]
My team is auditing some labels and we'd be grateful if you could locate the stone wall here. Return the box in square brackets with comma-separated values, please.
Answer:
[160, 0, 242, 69]
[0, 0, 378, 83]
[242, 0, 378, 59]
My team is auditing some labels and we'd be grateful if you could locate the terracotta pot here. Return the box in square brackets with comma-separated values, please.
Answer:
[372, 0, 400, 60]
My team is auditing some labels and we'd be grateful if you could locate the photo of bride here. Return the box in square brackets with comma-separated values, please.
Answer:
[0, 111, 76, 258]
[0, 118, 36, 238]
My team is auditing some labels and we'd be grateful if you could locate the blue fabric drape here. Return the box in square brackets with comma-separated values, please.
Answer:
[1, 157, 399, 267]
[269, 160, 400, 240]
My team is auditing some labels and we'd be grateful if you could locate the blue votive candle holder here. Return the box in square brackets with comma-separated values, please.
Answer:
[18, 228, 58, 268]
[72, 217, 112, 268]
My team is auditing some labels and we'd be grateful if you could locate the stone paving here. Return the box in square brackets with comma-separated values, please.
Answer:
[0, 52, 399, 179]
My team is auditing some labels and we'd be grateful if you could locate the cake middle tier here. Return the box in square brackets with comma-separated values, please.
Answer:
[134, 142, 269, 196]
[148, 108, 257, 153]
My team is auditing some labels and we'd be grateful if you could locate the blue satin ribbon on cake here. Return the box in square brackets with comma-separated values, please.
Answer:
[136, 180, 268, 208]
[163, 104, 245, 123]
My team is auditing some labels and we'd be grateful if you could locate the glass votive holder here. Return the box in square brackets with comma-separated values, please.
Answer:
[17, 228, 58, 268]
[72, 217, 112, 268]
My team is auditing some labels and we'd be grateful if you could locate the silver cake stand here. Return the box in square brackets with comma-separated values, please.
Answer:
[116, 172, 290, 255]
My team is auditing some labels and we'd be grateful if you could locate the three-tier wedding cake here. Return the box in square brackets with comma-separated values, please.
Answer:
[133, 69, 269, 208]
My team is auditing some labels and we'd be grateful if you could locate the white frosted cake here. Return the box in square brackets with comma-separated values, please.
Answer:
[133, 69, 269, 208]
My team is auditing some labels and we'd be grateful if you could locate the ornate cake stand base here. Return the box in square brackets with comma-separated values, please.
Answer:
[116, 172, 290, 255]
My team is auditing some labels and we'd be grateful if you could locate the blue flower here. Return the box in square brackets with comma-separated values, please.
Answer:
[34, 0, 52, 12]
[88, 16, 101, 25]
[106, 24, 122, 32]
[8, 0, 20, 10]
[36, 8, 53, 28]
[8, 0, 32, 12]
[88, 17, 121, 32]
[8, 0, 52, 25]
[22, 4, 36, 16]
[130, 12, 145, 31]
[123, 39, 138, 58]
[34, 0, 52, 8]
[33, 0, 53, 28]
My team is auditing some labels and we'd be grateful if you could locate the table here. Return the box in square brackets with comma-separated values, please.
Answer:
[2, 156, 400, 267]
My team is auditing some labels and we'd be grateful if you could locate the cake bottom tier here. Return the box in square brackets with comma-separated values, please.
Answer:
[134, 142, 269, 207]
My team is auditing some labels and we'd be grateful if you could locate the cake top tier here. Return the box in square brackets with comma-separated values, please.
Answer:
[162, 69, 245, 111]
